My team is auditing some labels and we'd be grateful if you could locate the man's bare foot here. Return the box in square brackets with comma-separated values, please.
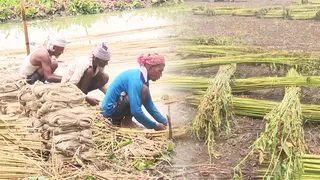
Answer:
[121, 119, 139, 128]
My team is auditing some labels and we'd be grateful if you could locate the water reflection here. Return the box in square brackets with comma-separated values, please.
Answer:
[0, 7, 183, 51]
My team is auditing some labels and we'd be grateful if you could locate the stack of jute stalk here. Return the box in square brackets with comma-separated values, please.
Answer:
[234, 69, 305, 180]
[44, 118, 182, 179]
[88, 102, 188, 177]
[176, 36, 245, 46]
[175, 45, 263, 57]
[157, 75, 320, 93]
[167, 37, 320, 73]
[17, 82, 94, 158]
[186, 93, 320, 122]
[300, 154, 320, 179]
[91, 119, 174, 176]
[8, 81, 177, 178]
[168, 52, 320, 73]
[0, 115, 51, 179]
[0, 75, 50, 178]
[0, 115, 177, 179]
[191, 5, 320, 20]
[192, 63, 236, 157]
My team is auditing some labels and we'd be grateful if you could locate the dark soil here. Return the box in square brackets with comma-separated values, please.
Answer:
[304, 123, 320, 154]
[170, 0, 320, 178]
[170, 104, 265, 179]
[178, 1, 320, 51]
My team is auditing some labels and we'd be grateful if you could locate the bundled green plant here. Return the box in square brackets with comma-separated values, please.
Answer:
[232, 69, 305, 179]
[192, 64, 236, 158]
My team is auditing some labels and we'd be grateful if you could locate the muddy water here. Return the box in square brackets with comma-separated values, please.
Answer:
[0, 8, 179, 51]
[0, 7, 184, 75]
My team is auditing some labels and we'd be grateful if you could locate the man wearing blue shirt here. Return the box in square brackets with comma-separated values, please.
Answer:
[101, 53, 167, 131]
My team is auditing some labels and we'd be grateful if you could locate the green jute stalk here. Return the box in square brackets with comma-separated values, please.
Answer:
[192, 64, 236, 159]
[234, 68, 305, 180]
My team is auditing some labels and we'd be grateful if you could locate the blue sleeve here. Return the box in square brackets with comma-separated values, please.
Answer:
[143, 91, 168, 126]
[128, 81, 157, 129]
[101, 94, 109, 117]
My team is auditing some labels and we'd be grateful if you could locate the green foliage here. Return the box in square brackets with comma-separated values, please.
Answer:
[0, 0, 182, 22]
[0, 8, 15, 21]
[134, 160, 155, 171]
[114, 0, 145, 11]
[151, 0, 184, 7]
[25, 7, 40, 19]
[85, 175, 96, 180]
[68, 0, 103, 15]
[75, 175, 96, 180]
[0, 0, 20, 7]
[167, 141, 173, 151]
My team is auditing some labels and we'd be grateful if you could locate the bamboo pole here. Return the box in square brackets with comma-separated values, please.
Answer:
[20, 0, 30, 55]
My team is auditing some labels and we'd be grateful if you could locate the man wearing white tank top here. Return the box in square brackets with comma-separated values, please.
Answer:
[20, 36, 67, 84]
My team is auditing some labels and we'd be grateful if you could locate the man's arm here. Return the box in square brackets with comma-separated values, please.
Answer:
[143, 91, 168, 126]
[40, 54, 61, 83]
[99, 86, 108, 94]
[128, 81, 157, 129]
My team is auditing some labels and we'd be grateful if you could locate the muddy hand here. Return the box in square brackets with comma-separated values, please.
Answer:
[154, 123, 167, 131]
[86, 96, 100, 106]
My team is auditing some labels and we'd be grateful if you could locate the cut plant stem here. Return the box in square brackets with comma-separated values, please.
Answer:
[231, 69, 305, 179]
[192, 64, 236, 158]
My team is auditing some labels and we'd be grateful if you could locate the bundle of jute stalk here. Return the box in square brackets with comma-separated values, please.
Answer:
[186, 94, 320, 122]
[168, 52, 320, 73]
[176, 45, 263, 57]
[191, 4, 320, 20]
[300, 154, 320, 179]
[0, 115, 174, 179]
[234, 69, 305, 180]
[0, 113, 49, 178]
[192, 64, 236, 157]
[17, 82, 94, 157]
[176, 36, 244, 46]
[157, 75, 320, 93]
[0, 74, 27, 115]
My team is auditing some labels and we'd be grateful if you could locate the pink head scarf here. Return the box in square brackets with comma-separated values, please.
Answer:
[137, 54, 165, 66]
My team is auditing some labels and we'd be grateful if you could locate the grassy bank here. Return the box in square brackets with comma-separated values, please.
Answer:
[0, 0, 183, 23]
[192, 4, 320, 20]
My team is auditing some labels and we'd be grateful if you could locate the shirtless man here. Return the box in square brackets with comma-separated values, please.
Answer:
[61, 42, 111, 106]
[20, 36, 67, 84]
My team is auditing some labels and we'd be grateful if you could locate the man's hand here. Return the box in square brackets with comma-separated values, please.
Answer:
[86, 96, 100, 106]
[154, 123, 167, 131]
